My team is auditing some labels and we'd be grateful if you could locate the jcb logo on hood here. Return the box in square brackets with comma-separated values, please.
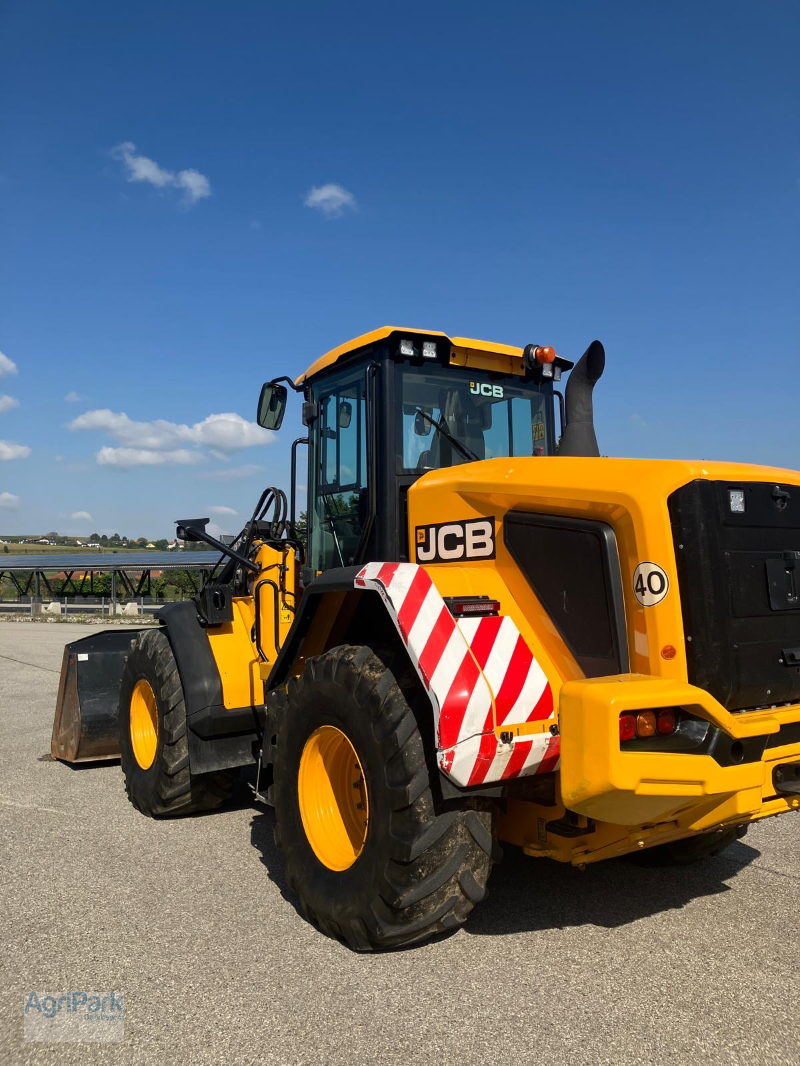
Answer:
[415, 518, 496, 563]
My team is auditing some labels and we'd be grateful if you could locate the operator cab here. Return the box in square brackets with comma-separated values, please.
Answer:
[258, 327, 573, 573]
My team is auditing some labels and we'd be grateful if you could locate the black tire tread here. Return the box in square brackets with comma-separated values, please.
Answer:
[272, 644, 499, 951]
[119, 629, 237, 818]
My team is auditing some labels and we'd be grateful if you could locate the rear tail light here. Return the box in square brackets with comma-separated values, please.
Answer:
[620, 707, 680, 742]
[657, 708, 677, 734]
[636, 711, 656, 737]
[445, 597, 501, 617]
[619, 714, 636, 741]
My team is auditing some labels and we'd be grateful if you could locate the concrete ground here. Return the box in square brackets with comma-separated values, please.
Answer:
[2, 621, 799, 1066]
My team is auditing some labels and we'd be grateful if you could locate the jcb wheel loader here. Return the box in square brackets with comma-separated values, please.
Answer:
[52, 326, 800, 950]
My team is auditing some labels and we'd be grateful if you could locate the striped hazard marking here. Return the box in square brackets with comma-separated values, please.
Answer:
[354, 562, 558, 787]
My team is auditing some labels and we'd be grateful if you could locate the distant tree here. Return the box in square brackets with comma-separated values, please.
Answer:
[3, 545, 8, 554]
[295, 510, 307, 548]
[155, 569, 198, 596]
[136, 537, 148, 548]
[100, 534, 108, 546]
[154, 539, 168, 551]
[90, 533, 100, 542]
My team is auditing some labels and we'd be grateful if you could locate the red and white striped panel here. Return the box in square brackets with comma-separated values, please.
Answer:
[354, 562, 558, 787]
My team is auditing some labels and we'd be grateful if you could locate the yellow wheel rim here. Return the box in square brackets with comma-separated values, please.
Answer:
[130, 678, 158, 770]
[297, 725, 369, 872]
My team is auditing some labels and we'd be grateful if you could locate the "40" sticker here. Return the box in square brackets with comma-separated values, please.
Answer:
[633, 562, 669, 607]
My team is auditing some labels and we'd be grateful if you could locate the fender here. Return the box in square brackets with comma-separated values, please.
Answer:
[355, 563, 559, 787]
[155, 601, 259, 773]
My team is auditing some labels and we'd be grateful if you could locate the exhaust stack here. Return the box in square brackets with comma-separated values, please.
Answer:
[558, 340, 605, 458]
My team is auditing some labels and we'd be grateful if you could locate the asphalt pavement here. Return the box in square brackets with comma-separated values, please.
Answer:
[2, 620, 799, 1066]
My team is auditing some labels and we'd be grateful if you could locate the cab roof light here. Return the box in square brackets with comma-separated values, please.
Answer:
[444, 596, 501, 617]
[422, 341, 437, 359]
[398, 338, 417, 358]
[522, 343, 564, 376]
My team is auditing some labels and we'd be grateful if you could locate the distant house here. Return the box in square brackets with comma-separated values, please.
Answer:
[166, 539, 184, 551]
[38, 539, 50, 545]
[87, 542, 101, 548]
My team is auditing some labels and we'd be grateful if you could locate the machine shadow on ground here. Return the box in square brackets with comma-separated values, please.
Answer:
[249, 806, 760, 941]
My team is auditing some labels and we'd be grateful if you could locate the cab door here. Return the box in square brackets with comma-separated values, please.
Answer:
[308, 365, 370, 571]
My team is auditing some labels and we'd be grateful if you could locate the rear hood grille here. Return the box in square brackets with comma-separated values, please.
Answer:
[669, 479, 800, 711]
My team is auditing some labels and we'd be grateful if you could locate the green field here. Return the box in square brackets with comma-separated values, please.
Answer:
[0, 543, 152, 557]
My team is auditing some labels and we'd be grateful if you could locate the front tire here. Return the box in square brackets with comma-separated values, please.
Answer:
[118, 629, 237, 817]
[271, 644, 499, 951]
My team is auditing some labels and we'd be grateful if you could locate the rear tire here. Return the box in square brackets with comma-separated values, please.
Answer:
[118, 629, 237, 817]
[271, 644, 499, 951]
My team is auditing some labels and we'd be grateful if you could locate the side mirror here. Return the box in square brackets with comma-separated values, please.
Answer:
[257, 382, 288, 430]
[414, 409, 432, 436]
[338, 400, 352, 429]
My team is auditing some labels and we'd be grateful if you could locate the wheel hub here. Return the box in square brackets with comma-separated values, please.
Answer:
[297, 725, 369, 871]
[130, 677, 158, 770]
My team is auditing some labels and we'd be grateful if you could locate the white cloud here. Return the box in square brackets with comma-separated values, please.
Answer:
[70, 510, 93, 522]
[96, 446, 203, 468]
[111, 142, 212, 207]
[304, 183, 356, 219]
[175, 168, 211, 205]
[200, 463, 262, 481]
[69, 408, 272, 468]
[0, 491, 19, 509]
[0, 395, 19, 414]
[208, 505, 237, 516]
[0, 352, 18, 377]
[65, 391, 83, 403]
[629, 414, 647, 429]
[0, 441, 30, 461]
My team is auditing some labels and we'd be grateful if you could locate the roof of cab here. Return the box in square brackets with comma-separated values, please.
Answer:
[295, 326, 525, 385]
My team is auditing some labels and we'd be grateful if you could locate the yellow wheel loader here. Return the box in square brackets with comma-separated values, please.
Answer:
[52, 326, 800, 949]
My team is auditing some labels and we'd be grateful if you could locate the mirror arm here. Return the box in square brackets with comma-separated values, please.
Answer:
[268, 375, 303, 393]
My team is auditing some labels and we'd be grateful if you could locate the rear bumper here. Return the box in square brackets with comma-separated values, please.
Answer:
[559, 673, 800, 826]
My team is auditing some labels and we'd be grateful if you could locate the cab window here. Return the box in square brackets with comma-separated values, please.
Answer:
[398, 366, 552, 473]
[309, 367, 369, 571]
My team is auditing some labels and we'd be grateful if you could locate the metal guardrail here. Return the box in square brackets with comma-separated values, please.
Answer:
[0, 597, 171, 617]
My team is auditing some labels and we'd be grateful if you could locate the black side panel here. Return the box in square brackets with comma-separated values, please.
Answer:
[504, 512, 628, 678]
[669, 479, 800, 711]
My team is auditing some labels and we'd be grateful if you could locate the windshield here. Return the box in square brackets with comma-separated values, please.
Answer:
[398, 366, 553, 473]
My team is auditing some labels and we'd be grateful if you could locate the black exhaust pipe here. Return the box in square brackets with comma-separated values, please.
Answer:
[558, 340, 605, 457]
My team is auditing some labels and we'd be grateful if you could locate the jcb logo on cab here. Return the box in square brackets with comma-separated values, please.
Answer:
[469, 382, 504, 398]
[415, 518, 496, 563]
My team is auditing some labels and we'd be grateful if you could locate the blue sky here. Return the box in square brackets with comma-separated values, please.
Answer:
[0, 1, 798, 537]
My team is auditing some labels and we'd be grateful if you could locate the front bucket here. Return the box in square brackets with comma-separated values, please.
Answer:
[51, 629, 148, 763]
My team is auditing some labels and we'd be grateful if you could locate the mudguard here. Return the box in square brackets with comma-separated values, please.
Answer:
[355, 562, 560, 788]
